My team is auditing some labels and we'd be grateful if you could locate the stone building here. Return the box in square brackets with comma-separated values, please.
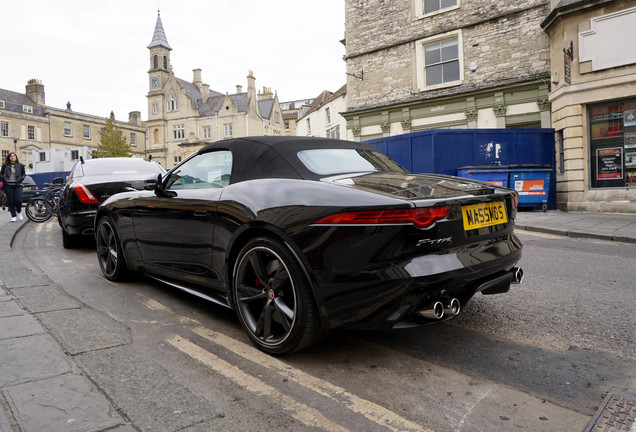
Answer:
[280, 98, 316, 136]
[0, 79, 145, 171]
[342, 0, 552, 140]
[296, 85, 347, 139]
[145, 13, 284, 168]
[541, 0, 636, 213]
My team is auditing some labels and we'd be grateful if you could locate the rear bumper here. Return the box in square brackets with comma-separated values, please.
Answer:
[60, 210, 97, 236]
[309, 233, 523, 330]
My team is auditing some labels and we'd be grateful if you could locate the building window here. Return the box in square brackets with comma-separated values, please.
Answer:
[83, 124, 91, 139]
[416, 31, 462, 90]
[1, 121, 8, 137]
[153, 55, 158, 69]
[224, 123, 233, 138]
[1, 150, 8, 159]
[39, 152, 46, 162]
[167, 94, 178, 112]
[163, 56, 168, 69]
[22, 105, 33, 113]
[28, 125, 35, 140]
[425, 38, 459, 86]
[327, 125, 340, 139]
[285, 121, 290, 131]
[589, 98, 636, 189]
[325, 108, 331, 125]
[203, 126, 211, 139]
[173, 124, 185, 139]
[424, 0, 457, 14]
[174, 156, 181, 164]
[71, 150, 79, 160]
[307, 118, 311, 134]
[275, 112, 280, 124]
[0, 100, 5, 108]
[131, 133, 137, 147]
[152, 103, 159, 114]
[64, 121, 72, 137]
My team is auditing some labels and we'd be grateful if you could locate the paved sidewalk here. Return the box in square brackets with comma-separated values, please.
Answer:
[0, 218, 133, 432]
[0, 209, 634, 431]
[515, 209, 636, 243]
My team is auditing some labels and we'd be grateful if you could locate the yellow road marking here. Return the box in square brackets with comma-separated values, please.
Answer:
[144, 299, 172, 312]
[192, 327, 433, 432]
[167, 335, 348, 432]
[515, 229, 562, 239]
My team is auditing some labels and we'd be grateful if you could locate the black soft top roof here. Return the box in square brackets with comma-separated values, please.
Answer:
[197, 136, 381, 183]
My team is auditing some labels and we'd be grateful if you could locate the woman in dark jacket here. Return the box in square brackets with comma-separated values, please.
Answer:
[0, 152, 26, 222]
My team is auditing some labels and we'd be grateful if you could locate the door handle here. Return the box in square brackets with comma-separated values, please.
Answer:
[193, 210, 208, 217]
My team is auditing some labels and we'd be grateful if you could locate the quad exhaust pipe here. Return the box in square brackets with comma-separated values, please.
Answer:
[417, 298, 461, 320]
[511, 267, 524, 284]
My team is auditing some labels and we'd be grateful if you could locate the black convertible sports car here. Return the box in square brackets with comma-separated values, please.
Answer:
[95, 136, 523, 355]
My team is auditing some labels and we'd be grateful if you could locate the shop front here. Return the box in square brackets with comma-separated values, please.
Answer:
[589, 99, 636, 190]
[542, 0, 636, 213]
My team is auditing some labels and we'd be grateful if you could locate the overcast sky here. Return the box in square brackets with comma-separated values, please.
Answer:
[3, 0, 346, 121]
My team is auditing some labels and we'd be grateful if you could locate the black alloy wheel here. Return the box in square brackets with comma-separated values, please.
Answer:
[96, 216, 128, 281]
[233, 237, 322, 355]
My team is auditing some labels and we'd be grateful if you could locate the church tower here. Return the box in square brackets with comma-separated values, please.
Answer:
[147, 11, 171, 94]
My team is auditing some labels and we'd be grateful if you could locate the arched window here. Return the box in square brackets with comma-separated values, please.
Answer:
[163, 56, 168, 69]
[153, 128, 160, 143]
[153, 55, 158, 69]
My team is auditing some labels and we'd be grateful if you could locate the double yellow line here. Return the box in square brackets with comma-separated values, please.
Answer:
[142, 293, 432, 431]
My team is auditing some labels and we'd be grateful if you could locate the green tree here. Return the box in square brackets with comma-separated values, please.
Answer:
[92, 112, 131, 158]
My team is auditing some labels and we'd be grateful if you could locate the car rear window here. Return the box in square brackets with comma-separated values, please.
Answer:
[85, 161, 163, 176]
[297, 149, 406, 175]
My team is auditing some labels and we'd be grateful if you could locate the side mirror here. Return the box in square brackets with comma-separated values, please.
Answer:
[52, 177, 64, 185]
[144, 173, 159, 191]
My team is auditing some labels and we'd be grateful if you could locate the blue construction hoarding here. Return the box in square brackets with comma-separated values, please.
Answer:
[365, 129, 556, 210]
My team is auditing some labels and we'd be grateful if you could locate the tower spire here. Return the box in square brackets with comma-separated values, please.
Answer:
[148, 10, 171, 50]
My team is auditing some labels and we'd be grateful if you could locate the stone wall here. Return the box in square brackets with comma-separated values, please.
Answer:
[344, 0, 551, 111]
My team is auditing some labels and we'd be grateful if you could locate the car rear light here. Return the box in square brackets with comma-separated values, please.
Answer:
[314, 205, 452, 229]
[74, 184, 100, 204]
[513, 195, 519, 209]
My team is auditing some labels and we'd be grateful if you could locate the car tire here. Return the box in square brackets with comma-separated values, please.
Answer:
[95, 216, 128, 281]
[61, 228, 80, 249]
[232, 237, 323, 355]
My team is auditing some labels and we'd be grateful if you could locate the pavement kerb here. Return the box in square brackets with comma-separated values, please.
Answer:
[8, 219, 30, 249]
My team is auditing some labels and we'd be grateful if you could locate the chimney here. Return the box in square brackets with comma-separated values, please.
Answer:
[260, 86, 273, 100]
[193, 68, 202, 89]
[202, 84, 210, 103]
[25, 79, 45, 106]
[129, 111, 141, 126]
[236, 84, 243, 93]
[246, 71, 257, 115]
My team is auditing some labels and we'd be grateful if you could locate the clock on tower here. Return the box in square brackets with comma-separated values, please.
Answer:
[151, 76, 160, 88]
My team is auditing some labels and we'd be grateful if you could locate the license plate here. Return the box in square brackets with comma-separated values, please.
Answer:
[462, 201, 508, 230]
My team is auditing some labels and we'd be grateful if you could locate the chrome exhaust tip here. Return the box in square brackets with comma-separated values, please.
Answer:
[417, 301, 444, 320]
[511, 267, 524, 284]
[444, 298, 461, 316]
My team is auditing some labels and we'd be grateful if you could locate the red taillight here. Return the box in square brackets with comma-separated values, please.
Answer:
[513, 195, 519, 209]
[314, 205, 452, 229]
[74, 184, 100, 204]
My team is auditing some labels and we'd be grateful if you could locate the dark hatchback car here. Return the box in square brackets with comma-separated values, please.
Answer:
[58, 157, 165, 248]
[95, 136, 523, 355]
[21, 175, 39, 202]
